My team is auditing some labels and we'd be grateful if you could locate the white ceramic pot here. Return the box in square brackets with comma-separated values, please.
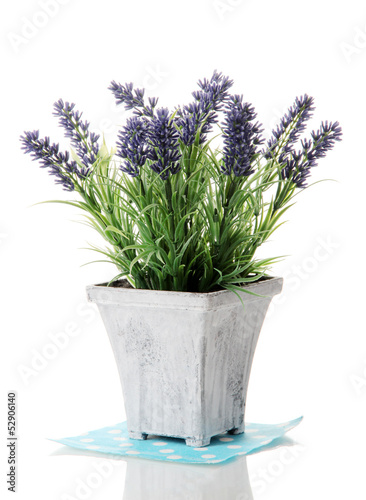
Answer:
[87, 277, 283, 447]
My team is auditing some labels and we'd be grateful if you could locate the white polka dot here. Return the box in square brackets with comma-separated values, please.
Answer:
[152, 442, 167, 446]
[254, 435, 266, 439]
[119, 443, 134, 447]
[159, 449, 175, 454]
[227, 445, 242, 449]
[194, 447, 208, 451]
[86, 445, 100, 450]
[260, 439, 272, 446]
[201, 454, 216, 459]
[113, 437, 127, 441]
[208, 459, 221, 463]
[107, 429, 122, 434]
[244, 429, 258, 434]
[237, 452, 246, 455]
[125, 450, 140, 455]
[167, 455, 182, 460]
[80, 438, 94, 443]
[219, 437, 234, 442]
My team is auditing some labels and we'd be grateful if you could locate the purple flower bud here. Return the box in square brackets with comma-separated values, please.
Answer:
[116, 117, 150, 177]
[20, 130, 76, 191]
[221, 95, 264, 177]
[176, 70, 233, 146]
[147, 108, 181, 179]
[109, 81, 158, 118]
[282, 121, 342, 188]
[264, 95, 315, 160]
[53, 99, 100, 170]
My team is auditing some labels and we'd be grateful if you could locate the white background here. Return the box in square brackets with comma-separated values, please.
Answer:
[1, 0, 366, 498]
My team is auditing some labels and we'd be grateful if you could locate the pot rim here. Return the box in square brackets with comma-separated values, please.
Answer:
[86, 276, 283, 311]
[90, 275, 281, 295]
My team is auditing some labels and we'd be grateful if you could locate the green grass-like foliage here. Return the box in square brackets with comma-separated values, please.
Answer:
[49, 136, 300, 294]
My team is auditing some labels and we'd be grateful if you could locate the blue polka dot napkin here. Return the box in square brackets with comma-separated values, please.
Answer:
[50, 417, 302, 464]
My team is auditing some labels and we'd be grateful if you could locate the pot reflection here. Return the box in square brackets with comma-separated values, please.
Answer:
[51, 445, 254, 499]
[123, 455, 253, 500]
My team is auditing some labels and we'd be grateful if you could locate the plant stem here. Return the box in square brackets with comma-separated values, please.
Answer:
[165, 176, 175, 240]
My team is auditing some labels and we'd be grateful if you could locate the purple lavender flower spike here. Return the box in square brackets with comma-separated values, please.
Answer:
[147, 108, 181, 179]
[20, 130, 76, 191]
[53, 99, 100, 173]
[177, 71, 234, 146]
[176, 101, 213, 147]
[109, 81, 158, 118]
[309, 121, 343, 157]
[196, 70, 233, 110]
[116, 117, 149, 177]
[282, 121, 342, 188]
[221, 95, 264, 177]
[264, 95, 315, 160]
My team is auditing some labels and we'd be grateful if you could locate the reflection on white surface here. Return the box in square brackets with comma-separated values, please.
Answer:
[51, 437, 299, 499]
[51, 445, 253, 499]
[123, 455, 253, 500]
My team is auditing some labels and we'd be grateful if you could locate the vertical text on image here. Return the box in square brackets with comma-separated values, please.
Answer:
[7, 0, 73, 54]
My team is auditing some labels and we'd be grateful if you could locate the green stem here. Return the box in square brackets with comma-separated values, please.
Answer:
[165, 177, 175, 240]
[219, 175, 236, 237]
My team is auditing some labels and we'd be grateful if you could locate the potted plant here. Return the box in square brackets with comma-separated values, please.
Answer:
[20, 71, 342, 446]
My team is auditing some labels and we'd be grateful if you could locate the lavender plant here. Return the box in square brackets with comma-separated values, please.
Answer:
[20, 71, 342, 293]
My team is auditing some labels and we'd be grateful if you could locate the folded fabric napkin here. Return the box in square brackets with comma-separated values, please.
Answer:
[50, 417, 302, 464]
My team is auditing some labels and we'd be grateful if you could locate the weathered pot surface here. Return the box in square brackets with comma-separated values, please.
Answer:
[87, 276, 283, 447]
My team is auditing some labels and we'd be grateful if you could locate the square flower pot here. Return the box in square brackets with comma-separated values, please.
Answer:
[86, 277, 283, 446]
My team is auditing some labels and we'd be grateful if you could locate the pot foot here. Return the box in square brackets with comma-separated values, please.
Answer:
[129, 431, 148, 440]
[228, 425, 245, 435]
[185, 437, 211, 447]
